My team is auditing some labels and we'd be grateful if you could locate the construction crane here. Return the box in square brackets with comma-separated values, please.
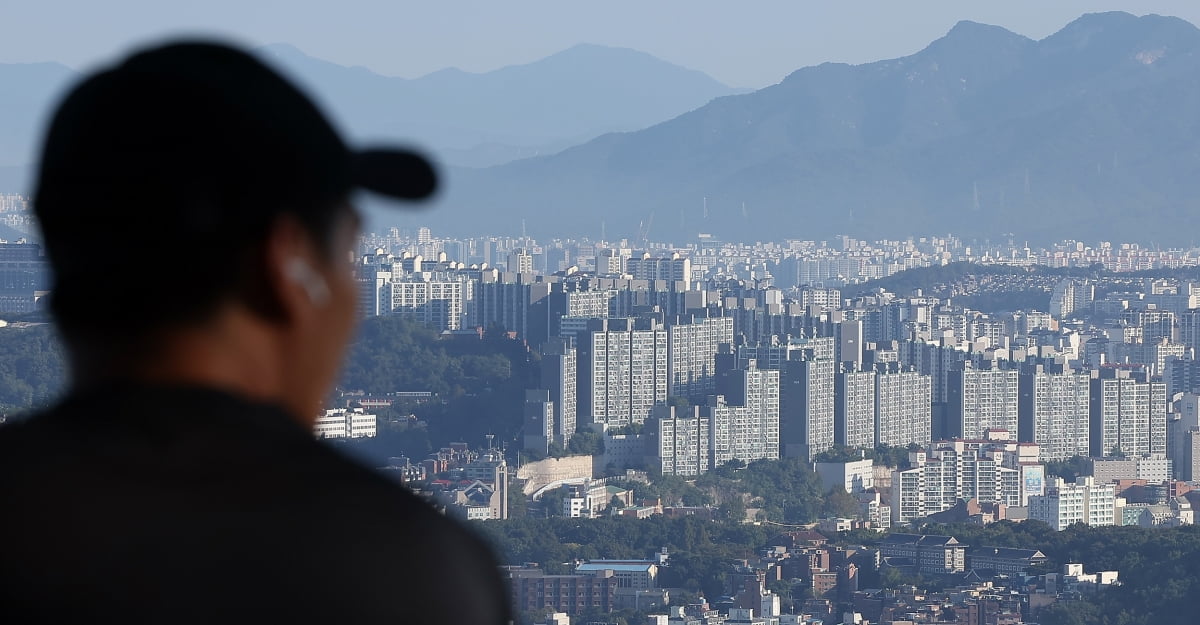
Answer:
[638, 211, 654, 250]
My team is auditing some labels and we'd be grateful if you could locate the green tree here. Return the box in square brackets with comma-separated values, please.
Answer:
[1045, 456, 1090, 483]
[567, 430, 605, 455]
[666, 396, 691, 411]
[821, 485, 861, 519]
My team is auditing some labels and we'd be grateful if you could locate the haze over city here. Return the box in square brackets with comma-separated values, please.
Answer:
[6, 4, 1200, 625]
[4, 1, 1200, 88]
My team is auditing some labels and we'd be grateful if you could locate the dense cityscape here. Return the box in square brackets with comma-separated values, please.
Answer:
[5, 187, 1200, 624]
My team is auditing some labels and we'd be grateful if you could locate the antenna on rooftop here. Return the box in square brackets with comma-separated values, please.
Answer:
[485, 434, 494, 449]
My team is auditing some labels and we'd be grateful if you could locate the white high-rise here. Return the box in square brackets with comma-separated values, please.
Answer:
[706, 361, 780, 468]
[1019, 368, 1091, 461]
[1089, 368, 1167, 458]
[835, 366, 876, 448]
[1029, 477, 1116, 530]
[648, 405, 711, 476]
[875, 366, 932, 447]
[667, 315, 735, 402]
[891, 439, 1025, 524]
[948, 367, 1020, 439]
[577, 318, 667, 427]
[626, 252, 691, 283]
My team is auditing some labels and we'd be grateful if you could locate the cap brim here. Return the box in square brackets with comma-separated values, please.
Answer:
[351, 148, 438, 201]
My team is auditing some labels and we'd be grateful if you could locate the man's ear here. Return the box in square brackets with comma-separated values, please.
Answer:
[261, 216, 323, 325]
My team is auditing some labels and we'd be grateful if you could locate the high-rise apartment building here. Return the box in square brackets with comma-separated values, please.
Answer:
[780, 357, 835, 460]
[1028, 477, 1116, 530]
[0, 243, 49, 314]
[577, 318, 667, 427]
[1169, 394, 1200, 481]
[947, 367, 1020, 439]
[835, 366, 876, 448]
[1122, 307, 1177, 345]
[891, 440, 1026, 524]
[541, 339, 578, 446]
[507, 249, 533, 274]
[837, 320, 864, 367]
[875, 365, 932, 447]
[898, 341, 973, 405]
[524, 389, 556, 454]
[647, 405, 711, 476]
[626, 252, 691, 283]
[667, 314, 735, 402]
[1018, 367, 1091, 461]
[380, 277, 468, 330]
[474, 278, 551, 340]
[1089, 367, 1167, 458]
[1165, 357, 1200, 398]
[707, 360, 781, 467]
[1049, 279, 1093, 320]
[1179, 310, 1200, 359]
[547, 287, 615, 340]
[594, 248, 625, 275]
[733, 337, 836, 460]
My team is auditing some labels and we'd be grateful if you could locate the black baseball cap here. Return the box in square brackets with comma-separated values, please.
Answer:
[34, 40, 437, 327]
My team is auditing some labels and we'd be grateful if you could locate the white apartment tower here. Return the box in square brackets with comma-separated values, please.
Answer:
[541, 339, 578, 446]
[1019, 368, 1091, 461]
[948, 366, 1020, 439]
[1089, 367, 1167, 458]
[706, 360, 781, 468]
[648, 405, 711, 476]
[668, 315, 735, 402]
[891, 440, 1024, 524]
[875, 365, 932, 448]
[1029, 477, 1116, 530]
[379, 276, 469, 331]
[577, 318, 668, 427]
[626, 252, 692, 283]
[835, 366, 876, 449]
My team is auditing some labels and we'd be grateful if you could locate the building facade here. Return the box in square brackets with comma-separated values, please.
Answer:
[1029, 477, 1116, 530]
[1018, 368, 1091, 461]
[948, 367, 1020, 440]
[577, 318, 668, 427]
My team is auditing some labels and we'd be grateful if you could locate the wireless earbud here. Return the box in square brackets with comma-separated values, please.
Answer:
[284, 257, 331, 306]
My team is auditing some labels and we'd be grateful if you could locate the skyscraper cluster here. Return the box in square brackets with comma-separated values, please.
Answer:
[346, 228, 1199, 485]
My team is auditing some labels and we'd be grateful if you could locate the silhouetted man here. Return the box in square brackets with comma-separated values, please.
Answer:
[0, 41, 510, 624]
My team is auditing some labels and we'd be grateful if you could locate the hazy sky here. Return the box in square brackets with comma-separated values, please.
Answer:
[4, 1, 1200, 87]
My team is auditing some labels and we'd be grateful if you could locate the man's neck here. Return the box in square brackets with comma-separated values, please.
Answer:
[68, 312, 317, 427]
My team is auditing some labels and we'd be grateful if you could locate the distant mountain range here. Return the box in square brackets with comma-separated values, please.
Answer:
[0, 42, 741, 191]
[404, 12, 1200, 246]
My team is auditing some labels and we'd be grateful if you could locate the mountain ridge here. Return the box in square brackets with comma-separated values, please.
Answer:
[407, 12, 1200, 245]
[0, 42, 741, 176]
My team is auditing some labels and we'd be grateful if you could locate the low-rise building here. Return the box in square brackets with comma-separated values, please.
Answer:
[507, 567, 618, 616]
[878, 533, 967, 575]
[574, 561, 658, 590]
[967, 546, 1047, 576]
[814, 458, 874, 493]
[313, 407, 377, 439]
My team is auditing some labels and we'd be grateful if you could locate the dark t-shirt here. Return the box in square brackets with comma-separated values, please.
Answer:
[0, 384, 511, 624]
